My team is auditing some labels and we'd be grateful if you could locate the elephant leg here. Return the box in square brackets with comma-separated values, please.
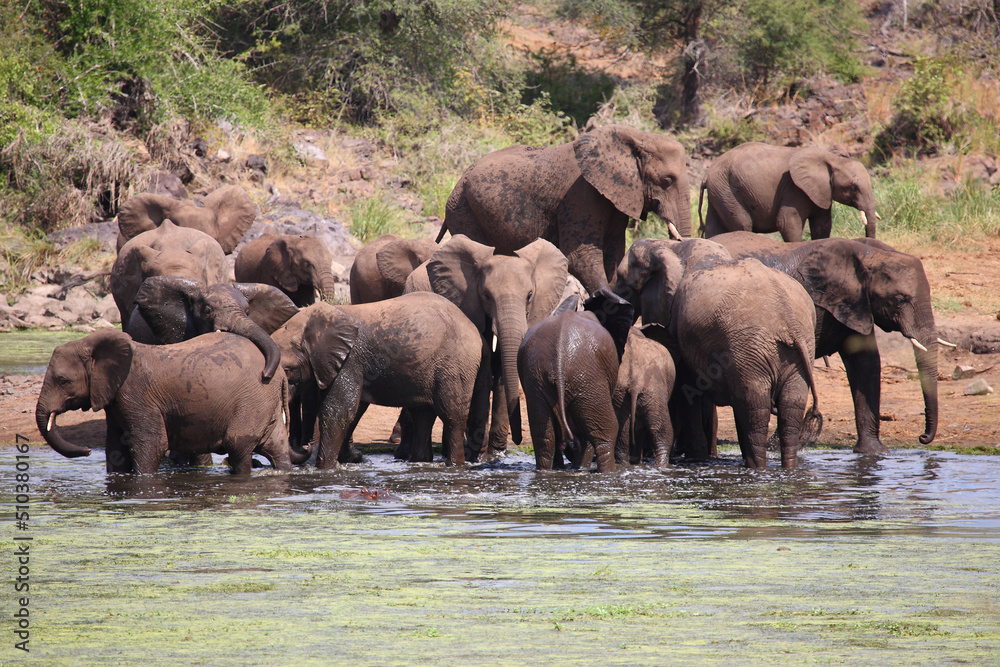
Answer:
[226, 438, 257, 475]
[440, 411, 468, 467]
[702, 204, 735, 238]
[776, 207, 806, 242]
[732, 400, 771, 469]
[643, 396, 674, 468]
[316, 389, 361, 469]
[487, 375, 511, 458]
[615, 408, 633, 465]
[840, 336, 888, 455]
[407, 407, 436, 463]
[338, 402, 368, 464]
[775, 375, 809, 469]
[526, 400, 557, 471]
[465, 345, 493, 463]
[567, 402, 616, 474]
[602, 222, 627, 286]
[128, 424, 169, 475]
[389, 417, 403, 445]
[564, 242, 610, 294]
[394, 409, 415, 460]
[670, 392, 713, 461]
[806, 209, 832, 240]
[105, 420, 134, 473]
[256, 429, 293, 472]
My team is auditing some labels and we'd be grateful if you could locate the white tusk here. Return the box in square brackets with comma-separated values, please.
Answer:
[282, 409, 287, 425]
[667, 222, 683, 241]
[910, 338, 928, 352]
[46, 413, 54, 432]
[937, 337, 957, 348]
[875, 211, 882, 220]
[860, 211, 868, 226]
[492, 334, 497, 353]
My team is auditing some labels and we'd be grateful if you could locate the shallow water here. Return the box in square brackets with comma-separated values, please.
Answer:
[0, 330, 88, 374]
[2, 446, 999, 664]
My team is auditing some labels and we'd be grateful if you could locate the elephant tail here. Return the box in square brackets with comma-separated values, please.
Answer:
[697, 178, 707, 237]
[434, 219, 448, 243]
[798, 339, 823, 446]
[554, 354, 575, 451]
[628, 387, 638, 452]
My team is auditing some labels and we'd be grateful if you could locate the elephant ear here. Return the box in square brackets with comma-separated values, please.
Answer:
[263, 238, 299, 293]
[793, 240, 873, 335]
[87, 330, 133, 411]
[233, 283, 300, 334]
[302, 307, 360, 391]
[552, 295, 579, 316]
[199, 185, 256, 254]
[514, 239, 569, 325]
[117, 193, 173, 246]
[574, 125, 644, 220]
[789, 148, 833, 210]
[134, 276, 203, 344]
[584, 287, 635, 362]
[376, 238, 439, 297]
[426, 234, 495, 332]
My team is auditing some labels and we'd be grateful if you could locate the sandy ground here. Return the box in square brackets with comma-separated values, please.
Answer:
[3, 241, 999, 456]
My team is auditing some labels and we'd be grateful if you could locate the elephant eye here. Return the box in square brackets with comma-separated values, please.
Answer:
[526, 291, 533, 304]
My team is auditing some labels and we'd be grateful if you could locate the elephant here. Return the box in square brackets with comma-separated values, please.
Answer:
[517, 290, 633, 473]
[614, 325, 676, 467]
[117, 184, 256, 253]
[711, 231, 943, 453]
[349, 234, 439, 304]
[615, 238, 822, 469]
[110, 221, 229, 332]
[404, 235, 569, 461]
[130, 276, 299, 381]
[437, 124, 691, 293]
[699, 142, 879, 241]
[235, 233, 339, 307]
[35, 330, 302, 474]
[270, 292, 489, 468]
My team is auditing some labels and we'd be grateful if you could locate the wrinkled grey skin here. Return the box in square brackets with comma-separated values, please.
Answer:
[700, 142, 878, 241]
[111, 221, 229, 332]
[35, 330, 300, 474]
[712, 231, 939, 453]
[350, 234, 439, 304]
[439, 125, 691, 293]
[614, 326, 676, 467]
[117, 184, 255, 253]
[614, 238, 821, 469]
[271, 293, 489, 468]
[403, 235, 569, 461]
[517, 290, 633, 473]
[235, 234, 338, 307]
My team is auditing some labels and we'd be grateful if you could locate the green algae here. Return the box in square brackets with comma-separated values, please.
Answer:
[0, 329, 90, 374]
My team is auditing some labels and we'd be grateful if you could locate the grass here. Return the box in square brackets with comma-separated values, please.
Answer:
[348, 196, 410, 243]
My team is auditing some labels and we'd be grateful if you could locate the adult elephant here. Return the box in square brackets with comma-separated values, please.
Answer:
[438, 124, 690, 293]
[404, 235, 569, 461]
[130, 276, 299, 381]
[699, 143, 879, 241]
[615, 239, 822, 469]
[349, 234, 439, 304]
[518, 290, 633, 473]
[235, 234, 338, 307]
[712, 232, 944, 453]
[110, 221, 229, 332]
[271, 294, 489, 468]
[117, 184, 256, 253]
[35, 330, 305, 474]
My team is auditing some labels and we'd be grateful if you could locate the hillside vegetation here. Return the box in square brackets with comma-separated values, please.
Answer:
[3, 0, 1000, 295]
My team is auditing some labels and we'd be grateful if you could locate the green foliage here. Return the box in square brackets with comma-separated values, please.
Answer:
[702, 113, 767, 152]
[522, 49, 616, 127]
[348, 196, 409, 243]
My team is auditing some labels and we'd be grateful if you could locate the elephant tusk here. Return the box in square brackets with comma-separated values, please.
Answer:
[910, 337, 928, 352]
[667, 222, 683, 241]
[46, 413, 54, 432]
[876, 211, 882, 220]
[492, 334, 497, 353]
[282, 408, 287, 425]
[937, 337, 957, 348]
[860, 211, 868, 227]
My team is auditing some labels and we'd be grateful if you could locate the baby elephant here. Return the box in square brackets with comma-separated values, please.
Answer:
[518, 290, 634, 473]
[271, 292, 489, 468]
[615, 325, 676, 467]
[35, 330, 299, 474]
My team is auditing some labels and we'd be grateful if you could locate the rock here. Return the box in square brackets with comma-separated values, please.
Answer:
[92, 317, 117, 330]
[235, 200, 358, 257]
[216, 149, 232, 163]
[246, 154, 268, 173]
[27, 284, 62, 298]
[189, 137, 209, 157]
[963, 378, 994, 396]
[10, 294, 62, 319]
[952, 365, 976, 380]
[329, 260, 348, 282]
[148, 171, 187, 199]
[293, 142, 328, 164]
[47, 220, 118, 253]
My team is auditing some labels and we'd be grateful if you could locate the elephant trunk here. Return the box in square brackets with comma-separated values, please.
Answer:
[496, 297, 527, 445]
[912, 336, 939, 445]
[860, 197, 878, 238]
[35, 404, 92, 458]
[316, 269, 338, 303]
[223, 317, 282, 381]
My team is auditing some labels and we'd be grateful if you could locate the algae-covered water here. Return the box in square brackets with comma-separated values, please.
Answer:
[1, 447, 999, 664]
[0, 330, 90, 374]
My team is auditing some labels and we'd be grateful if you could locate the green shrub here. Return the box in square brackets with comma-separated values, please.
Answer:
[522, 48, 616, 127]
[349, 197, 409, 243]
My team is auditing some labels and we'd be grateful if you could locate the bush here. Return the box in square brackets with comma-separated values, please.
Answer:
[349, 196, 409, 243]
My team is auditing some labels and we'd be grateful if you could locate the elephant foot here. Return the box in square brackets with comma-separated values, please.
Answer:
[338, 441, 363, 464]
[389, 421, 402, 445]
[290, 444, 312, 465]
[853, 439, 889, 456]
[481, 446, 506, 463]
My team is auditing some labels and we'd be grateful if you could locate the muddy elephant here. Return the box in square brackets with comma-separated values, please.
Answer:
[349, 234, 438, 304]
[235, 234, 338, 307]
[712, 231, 942, 453]
[518, 290, 633, 473]
[699, 143, 879, 241]
[35, 330, 301, 474]
[438, 124, 691, 293]
[614, 325, 676, 467]
[130, 276, 299, 381]
[117, 184, 256, 253]
[615, 239, 821, 469]
[404, 235, 569, 460]
[111, 221, 229, 332]
[271, 293, 489, 468]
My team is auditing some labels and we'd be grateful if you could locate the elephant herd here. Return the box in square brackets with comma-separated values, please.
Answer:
[35, 124, 949, 475]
